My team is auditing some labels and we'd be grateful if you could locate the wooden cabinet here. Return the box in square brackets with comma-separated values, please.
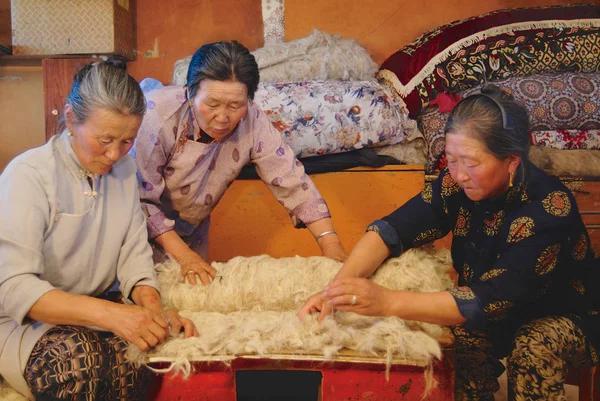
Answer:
[0, 0, 10, 51]
[208, 165, 425, 261]
[42, 58, 99, 139]
[0, 57, 101, 171]
[564, 179, 600, 256]
[42, 58, 100, 139]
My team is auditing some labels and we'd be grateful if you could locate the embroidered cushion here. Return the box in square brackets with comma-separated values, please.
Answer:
[419, 71, 600, 173]
[418, 105, 450, 173]
[378, 5, 600, 118]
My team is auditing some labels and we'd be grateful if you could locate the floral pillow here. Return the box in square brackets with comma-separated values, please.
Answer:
[378, 4, 600, 118]
[254, 80, 410, 158]
[419, 71, 600, 173]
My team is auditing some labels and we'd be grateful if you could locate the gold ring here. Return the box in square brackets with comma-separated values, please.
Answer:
[350, 295, 357, 305]
[186, 270, 195, 275]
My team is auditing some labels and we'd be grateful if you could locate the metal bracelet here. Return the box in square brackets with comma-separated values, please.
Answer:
[316, 230, 337, 240]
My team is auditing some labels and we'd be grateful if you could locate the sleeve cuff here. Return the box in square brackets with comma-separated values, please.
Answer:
[120, 273, 159, 301]
[147, 211, 175, 239]
[0, 275, 56, 325]
[290, 198, 331, 227]
[449, 287, 487, 330]
[367, 219, 403, 256]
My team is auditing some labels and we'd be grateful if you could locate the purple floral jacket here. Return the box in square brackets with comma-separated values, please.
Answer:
[132, 86, 330, 251]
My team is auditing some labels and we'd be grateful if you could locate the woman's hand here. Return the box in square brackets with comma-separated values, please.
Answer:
[318, 234, 348, 262]
[298, 291, 334, 322]
[322, 277, 393, 317]
[321, 241, 348, 262]
[179, 250, 217, 286]
[306, 219, 347, 262]
[105, 304, 170, 352]
[153, 231, 216, 285]
[161, 310, 200, 338]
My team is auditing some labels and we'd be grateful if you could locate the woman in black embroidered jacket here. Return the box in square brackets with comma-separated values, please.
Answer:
[300, 85, 600, 400]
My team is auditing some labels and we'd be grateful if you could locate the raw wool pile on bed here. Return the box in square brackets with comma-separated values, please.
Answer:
[126, 249, 454, 375]
[170, 29, 378, 85]
[529, 146, 600, 178]
[251, 29, 379, 83]
[171, 56, 192, 86]
[0, 378, 26, 401]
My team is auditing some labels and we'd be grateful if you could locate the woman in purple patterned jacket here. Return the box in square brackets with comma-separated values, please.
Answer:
[132, 41, 347, 285]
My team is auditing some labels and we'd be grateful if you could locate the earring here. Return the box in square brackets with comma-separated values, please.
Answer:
[67, 130, 73, 136]
[509, 171, 515, 188]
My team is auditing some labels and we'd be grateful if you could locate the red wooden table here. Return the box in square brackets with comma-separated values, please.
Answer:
[148, 348, 455, 401]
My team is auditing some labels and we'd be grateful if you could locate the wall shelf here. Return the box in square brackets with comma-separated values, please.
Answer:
[0, 54, 126, 67]
[0, 54, 43, 66]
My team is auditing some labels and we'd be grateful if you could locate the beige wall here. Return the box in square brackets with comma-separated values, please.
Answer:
[128, 0, 264, 84]
[0, 66, 45, 172]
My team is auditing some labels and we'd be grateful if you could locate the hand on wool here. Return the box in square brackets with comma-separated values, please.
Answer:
[297, 291, 334, 322]
[322, 277, 393, 317]
[179, 251, 217, 286]
[106, 304, 170, 352]
[161, 310, 200, 338]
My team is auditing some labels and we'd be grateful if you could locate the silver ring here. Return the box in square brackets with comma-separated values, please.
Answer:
[186, 270, 195, 275]
[350, 295, 357, 305]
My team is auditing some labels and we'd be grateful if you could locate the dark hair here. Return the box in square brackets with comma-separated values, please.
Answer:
[444, 85, 530, 161]
[186, 41, 259, 100]
[65, 57, 146, 124]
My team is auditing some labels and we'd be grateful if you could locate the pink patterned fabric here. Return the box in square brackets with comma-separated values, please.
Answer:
[530, 129, 600, 150]
[133, 86, 330, 250]
[262, 0, 284, 44]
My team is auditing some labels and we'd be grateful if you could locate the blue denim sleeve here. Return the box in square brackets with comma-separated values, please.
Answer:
[366, 219, 404, 256]
[449, 287, 488, 329]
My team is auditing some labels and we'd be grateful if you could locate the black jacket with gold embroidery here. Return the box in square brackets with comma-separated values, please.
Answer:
[370, 161, 600, 358]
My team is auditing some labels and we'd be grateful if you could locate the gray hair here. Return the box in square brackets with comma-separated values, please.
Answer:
[186, 41, 259, 100]
[65, 58, 146, 124]
[445, 85, 530, 161]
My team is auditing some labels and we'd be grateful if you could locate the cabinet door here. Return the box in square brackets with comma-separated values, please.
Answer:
[208, 166, 425, 261]
[566, 180, 600, 256]
[43, 58, 98, 140]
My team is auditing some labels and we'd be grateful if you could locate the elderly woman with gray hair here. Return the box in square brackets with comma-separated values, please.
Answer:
[300, 86, 600, 400]
[133, 41, 347, 285]
[0, 59, 197, 400]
